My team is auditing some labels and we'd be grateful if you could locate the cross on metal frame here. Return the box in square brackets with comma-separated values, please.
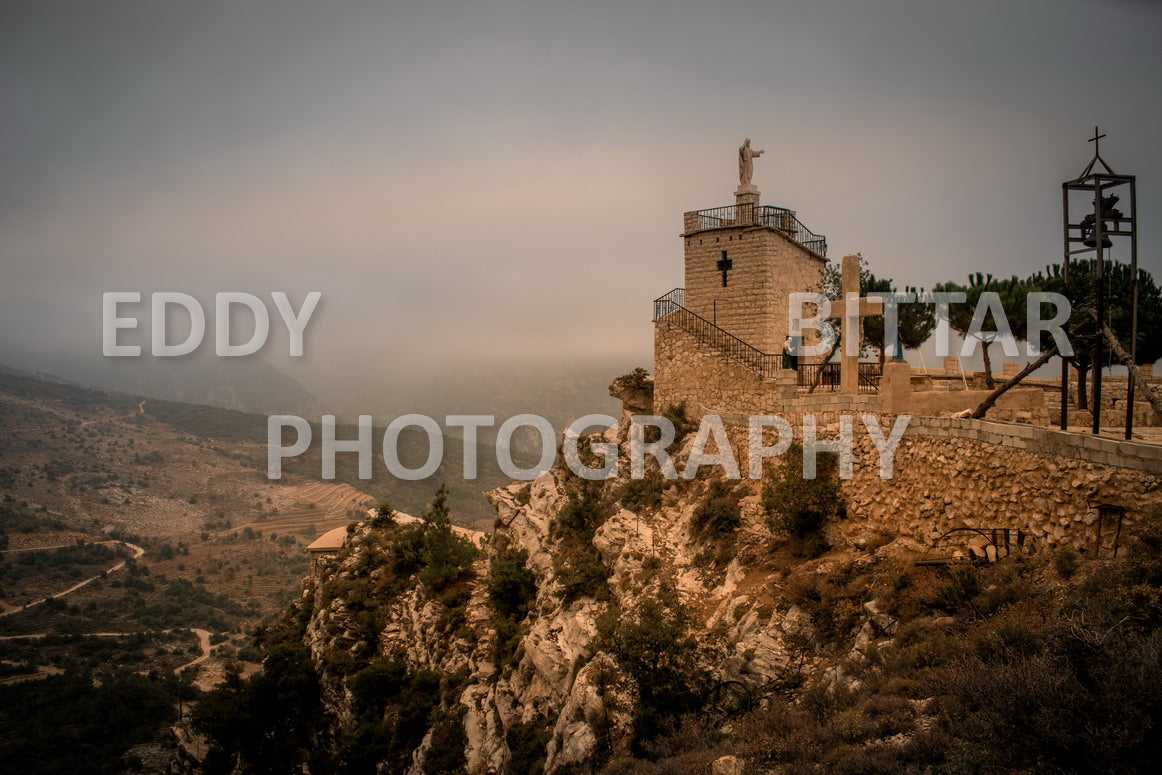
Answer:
[717, 251, 733, 287]
[1089, 125, 1106, 156]
[826, 254, 884, 395]
[1079, 125, 1116, 177]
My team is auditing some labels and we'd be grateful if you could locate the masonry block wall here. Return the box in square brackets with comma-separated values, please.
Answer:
[653, 321, 797, 419]
[712, 412, 1162, 553]
[838, 419, 1162, 551]
[651, 321, 1162, 552]
[683, 222, 826, 355]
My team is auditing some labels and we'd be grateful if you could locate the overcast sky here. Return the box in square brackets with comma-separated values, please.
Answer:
[2, 0, 1161, 409]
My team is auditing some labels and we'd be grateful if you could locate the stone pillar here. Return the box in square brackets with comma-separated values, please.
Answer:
[881, 360, 912, 414]
[734, 185, 760, 207]
[1002, 361, 1020, 378]
[943, 356, 961, 374]
[734, 186, 759, 224]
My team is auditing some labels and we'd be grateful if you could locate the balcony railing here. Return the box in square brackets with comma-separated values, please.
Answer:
[684, 204, 827, 256]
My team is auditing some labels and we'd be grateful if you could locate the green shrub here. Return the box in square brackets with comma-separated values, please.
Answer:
[349, 658, 407, 716]
[424, 704, 468, 774]
[934, 566, 981, 615]
[486, 548, 537, 663]
[618, 468, 664, 512]
[371, 501, 396, 528]
[597, 584, 707, 753]
[555, 546, 611, 604]
[504, 714, 552, 775]
[691, 480, 741, 539]
[487, 548, 537, 622]
[762, 444, 843, 558]
[386, 522, 427, 582]
[418, 486, 478, 596]
[1054, 548, 1079, 579]
[620, 367, 651, 392]
[555, 480, 613, 543]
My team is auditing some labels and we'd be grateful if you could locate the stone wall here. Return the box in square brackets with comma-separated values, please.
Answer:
[654, 321, 893, 423]
[683, 224, 825, 354]
[653, 319, 797, 420]
[653, 321, 1162, 553]
[840, 417, 1162, 553]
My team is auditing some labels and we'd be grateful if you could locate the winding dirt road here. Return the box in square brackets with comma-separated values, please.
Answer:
[0, 627, 213, 684]
[0, 540, 145, 618]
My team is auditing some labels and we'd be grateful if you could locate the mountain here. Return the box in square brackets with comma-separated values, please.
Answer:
[188, 391, 1162, 774]
[8, 353, 323, 419]
[0, 364, 509, 528]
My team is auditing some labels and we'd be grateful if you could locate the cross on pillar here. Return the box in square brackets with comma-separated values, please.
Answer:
[826, 254, 884, 395]
[716, 251, 732, 287]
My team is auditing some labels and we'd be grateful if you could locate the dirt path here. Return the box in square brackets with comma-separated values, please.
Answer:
[0, 626, 213, 682]
[77, 399, 146, 428]
[0, 541, 145, 617]
[173, 628, 213, 674]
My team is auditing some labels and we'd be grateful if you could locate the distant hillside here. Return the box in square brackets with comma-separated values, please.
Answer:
[10, 353, 323, 419]
[0, 365, 519, 528]
[143, 396, 526, 528]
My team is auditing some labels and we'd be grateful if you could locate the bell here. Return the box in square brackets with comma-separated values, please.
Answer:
[1083, 233, 1113, 249]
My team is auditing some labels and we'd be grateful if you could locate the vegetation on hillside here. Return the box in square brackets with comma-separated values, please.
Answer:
[552, 479, 614, 604]
[0, 668, 188, 775]
[763, 444, 845, 558]
[195, 486, 479, 774]
[487, 545, 537, 665]
[601, 522, 1162, 774]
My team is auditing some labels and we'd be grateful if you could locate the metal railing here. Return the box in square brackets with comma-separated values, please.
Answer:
[653, 289, 781, 378]
[686, 204, 828, 256]
[652, 289, 879, 391]
[858, 363, 882, 391]
[797, 362, 841, 390]
[795, 360, 881, 393]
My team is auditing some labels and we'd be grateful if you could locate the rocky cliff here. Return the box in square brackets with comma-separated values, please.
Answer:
[290, 397, 917, 775]
[226, 377, 1162, 775]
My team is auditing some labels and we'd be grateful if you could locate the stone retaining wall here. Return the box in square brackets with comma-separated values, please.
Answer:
[653, 321, 1162, 552]
[840, 418, 1162, 552]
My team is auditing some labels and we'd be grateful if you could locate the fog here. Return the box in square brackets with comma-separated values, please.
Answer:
[2, 0, 1161, 418]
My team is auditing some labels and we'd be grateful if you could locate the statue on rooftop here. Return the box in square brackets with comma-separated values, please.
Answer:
[738, 138, 764, 187]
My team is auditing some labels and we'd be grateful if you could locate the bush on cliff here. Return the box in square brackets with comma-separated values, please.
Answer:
[618, 467, 664, 512]
[691, 479, 741, 538]
[488, 547, 538, 663]
[418, 485, 478, 597]
[553, 479, 615, 604]
[488, 547, 537, 621]
[555, 545, 612, 604]
[597, 584, 708, 756]
[762, 443, 844, 558]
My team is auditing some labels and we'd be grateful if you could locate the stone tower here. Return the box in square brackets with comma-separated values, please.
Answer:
[680, 182, 828, 354]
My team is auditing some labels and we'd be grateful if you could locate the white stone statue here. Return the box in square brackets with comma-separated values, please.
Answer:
[738, 138, 764, 187]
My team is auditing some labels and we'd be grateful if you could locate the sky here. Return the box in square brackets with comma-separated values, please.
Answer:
[2, 0, 1161, 413]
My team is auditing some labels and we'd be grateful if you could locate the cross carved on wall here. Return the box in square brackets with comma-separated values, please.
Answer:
[716, 251, 732, 287]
